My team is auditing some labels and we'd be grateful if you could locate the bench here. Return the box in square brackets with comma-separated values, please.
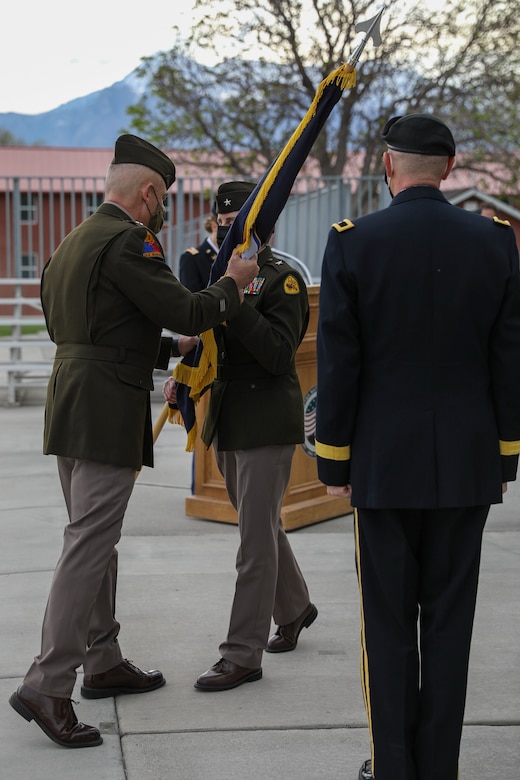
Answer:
[0, 280, 51, 404]
[0, 280, 183, 406]
[0, 334, 54, 405]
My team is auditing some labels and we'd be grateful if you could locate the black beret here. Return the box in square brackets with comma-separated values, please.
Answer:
[112, 134, 176, 188]
[382, 114, 456, 156]
[215, 181, 256, 214]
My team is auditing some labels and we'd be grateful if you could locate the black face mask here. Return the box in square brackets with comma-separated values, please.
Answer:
[216, 224, 230, 248]
[148, 202, 165, 234]
[145, 187, 166, 234]
[384, 172, 394, 198]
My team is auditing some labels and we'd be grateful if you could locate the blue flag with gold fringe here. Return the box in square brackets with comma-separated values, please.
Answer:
[170, 61, 357, 450]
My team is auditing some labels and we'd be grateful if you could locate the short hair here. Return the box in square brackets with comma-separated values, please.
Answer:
[389, 150, 449, 179]
[204, 215, 217, 233]
[105, 162, 163, 197]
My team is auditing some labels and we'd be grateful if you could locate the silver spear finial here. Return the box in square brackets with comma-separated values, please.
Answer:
[348, 6, 386, 68]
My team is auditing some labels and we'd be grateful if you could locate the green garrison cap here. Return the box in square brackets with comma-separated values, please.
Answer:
[382, 114, 456, 156]
[112, 134, 176, 188]
[215, 181, 256, 214]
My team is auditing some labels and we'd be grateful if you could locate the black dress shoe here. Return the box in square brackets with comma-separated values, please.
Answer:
[9, 684, 102, 748]
[265, 603, 318, 653]
[81, 658, 165, 699]
[194, 658, 262, 691]
[359, 759, 374, 779]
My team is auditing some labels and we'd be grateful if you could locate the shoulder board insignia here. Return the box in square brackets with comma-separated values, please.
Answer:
[284, 274, 300, 295]
[492, 216, 511, 227]
[187, 246, 199, 255]
[332, 218, 355, 232]
[244, 277, 266, 295]
[143, 231, 163, 258]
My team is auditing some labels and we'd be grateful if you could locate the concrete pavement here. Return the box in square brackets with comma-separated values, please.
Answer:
[0, 388, 519, 779]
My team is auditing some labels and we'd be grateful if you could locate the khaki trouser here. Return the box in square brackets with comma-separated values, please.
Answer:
[24, 457, 134, 697]
[215, 442, 311, 668]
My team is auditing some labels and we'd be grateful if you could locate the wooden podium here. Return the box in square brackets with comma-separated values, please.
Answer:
[185, 284, 352, 531]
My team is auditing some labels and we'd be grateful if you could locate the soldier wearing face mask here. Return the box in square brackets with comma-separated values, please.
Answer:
[192, 180, 318, 693]
[9, 137, 258, 750]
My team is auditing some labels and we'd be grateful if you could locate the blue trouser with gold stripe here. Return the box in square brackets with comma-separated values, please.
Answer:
[355, 506, 489, 780]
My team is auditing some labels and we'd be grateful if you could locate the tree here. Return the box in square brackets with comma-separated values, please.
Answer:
[128, 0, 520, 194]
[0, 129, 27, 146]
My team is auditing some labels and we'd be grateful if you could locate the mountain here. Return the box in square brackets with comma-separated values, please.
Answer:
[0, 71, 146, 147]
[0, 58, 403, 151]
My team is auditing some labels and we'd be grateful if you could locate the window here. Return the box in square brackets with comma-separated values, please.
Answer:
[20, 253, 38, 278]
[86, 193, 103, 217]
[20, 193, 37, 224]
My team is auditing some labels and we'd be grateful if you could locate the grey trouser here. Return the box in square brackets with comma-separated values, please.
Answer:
[24, 457, 135, 696]
[215, 442, 311, 668]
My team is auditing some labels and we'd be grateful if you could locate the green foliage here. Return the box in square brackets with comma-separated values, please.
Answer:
[0, 129, 27, 146]
[0, 325, 46, 337]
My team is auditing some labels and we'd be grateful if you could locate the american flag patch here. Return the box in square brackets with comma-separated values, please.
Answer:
[244, 277, 266, 295]
[143, 231, 163, 258]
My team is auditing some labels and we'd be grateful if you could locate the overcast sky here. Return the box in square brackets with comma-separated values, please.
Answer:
[2, 1, 193, 114]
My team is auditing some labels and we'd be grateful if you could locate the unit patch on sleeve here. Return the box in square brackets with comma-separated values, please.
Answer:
[244, 277, 266, 295]
[332, 218, 355, 232]
[283, 274, 300, 295]
[143, 231, 163, 258]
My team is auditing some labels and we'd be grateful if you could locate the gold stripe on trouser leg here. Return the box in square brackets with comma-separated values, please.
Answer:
[354, 509, 375, 775]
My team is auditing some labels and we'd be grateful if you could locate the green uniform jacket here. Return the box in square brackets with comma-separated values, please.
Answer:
[201, 247, 309, 451]
[41, 202, 241, 470]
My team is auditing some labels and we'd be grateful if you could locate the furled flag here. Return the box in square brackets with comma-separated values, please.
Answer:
[168, 8, 386, 450]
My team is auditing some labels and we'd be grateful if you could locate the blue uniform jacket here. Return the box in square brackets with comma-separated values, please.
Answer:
[316, 186, 520, 508]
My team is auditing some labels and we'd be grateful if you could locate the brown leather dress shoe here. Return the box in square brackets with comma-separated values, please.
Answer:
[9, 684, 102, 748]
[81, 658, 165, 699]
[265, 603, 318, 653]
[194, 658, 262, 691]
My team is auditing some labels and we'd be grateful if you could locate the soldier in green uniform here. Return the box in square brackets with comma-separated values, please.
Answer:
[191, 181, 318, 691]
[9, 136, 258, 748]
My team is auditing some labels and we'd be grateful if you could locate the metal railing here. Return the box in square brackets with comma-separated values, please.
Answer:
[1, 174, 388, 282]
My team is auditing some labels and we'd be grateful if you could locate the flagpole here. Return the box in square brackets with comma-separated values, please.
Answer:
[153, 401, 170, 444]
[135, 401, 170, 481]
[163, 6, 387, 452]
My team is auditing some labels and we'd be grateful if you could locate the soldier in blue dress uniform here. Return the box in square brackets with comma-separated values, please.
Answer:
[315, 114, 520, 780]
[179, 213, 218, 292]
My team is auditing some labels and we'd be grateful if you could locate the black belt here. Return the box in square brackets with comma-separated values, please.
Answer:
[55, 343, 151, 370]
[216, 364, 273, 381]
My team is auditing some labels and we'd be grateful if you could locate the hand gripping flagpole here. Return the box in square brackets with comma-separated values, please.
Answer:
[154, 6, 387, 453]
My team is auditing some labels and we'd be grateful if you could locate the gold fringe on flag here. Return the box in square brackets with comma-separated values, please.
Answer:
[236, 63, 356, 256]
[169, 62, 357, 446]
